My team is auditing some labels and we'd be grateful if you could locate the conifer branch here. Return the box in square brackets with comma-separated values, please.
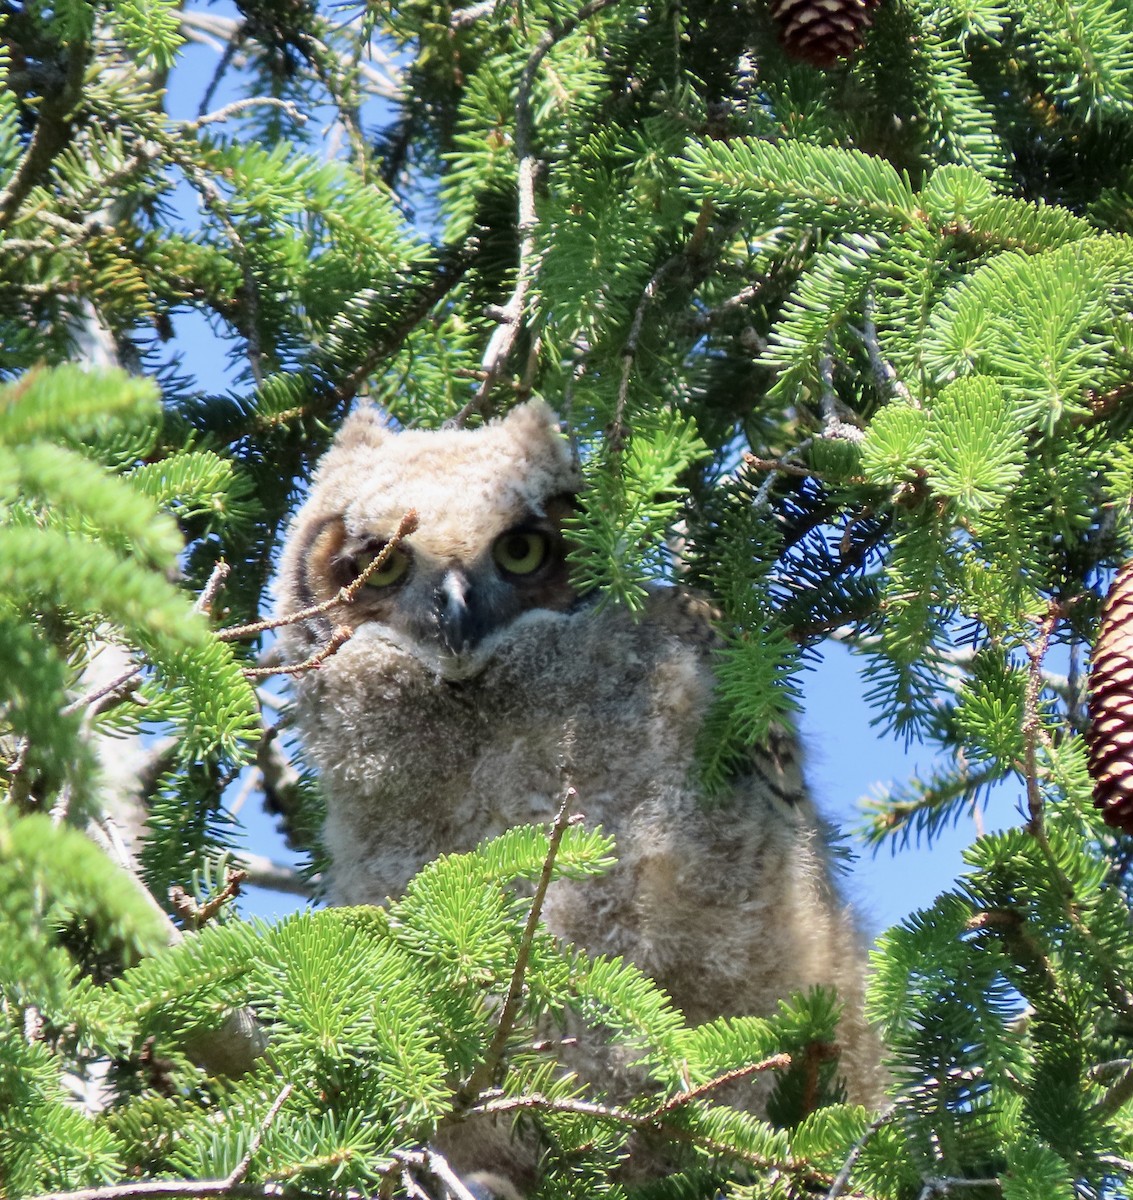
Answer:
[459, 787, 581, 1104]
[0, 34, 90, 229]
[611, 201, 721, 444]
[452, 0, 622, 425]
[967, 907, 1073, 1026]
[825, 1106, 896, 1199]
[60, 560, 232, 723]
[1022, 603, 1061, 838]
[172, 153, 266, 383]
[224, 1082, 294, 1187]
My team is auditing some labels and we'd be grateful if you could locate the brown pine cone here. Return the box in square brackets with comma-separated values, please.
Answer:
[769, 0, 881, 68]
[1086, 562, 1133, 834]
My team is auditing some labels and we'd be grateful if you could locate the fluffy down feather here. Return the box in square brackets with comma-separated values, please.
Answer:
[276, 401, 883, 1186]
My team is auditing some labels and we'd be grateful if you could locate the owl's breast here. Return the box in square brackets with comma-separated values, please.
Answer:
[297, 603, 716, 904]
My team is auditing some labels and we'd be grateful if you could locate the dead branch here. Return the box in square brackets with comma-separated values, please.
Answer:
[221, 510, 418, 641]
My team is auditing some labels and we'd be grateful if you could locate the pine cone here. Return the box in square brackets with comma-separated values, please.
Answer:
[1086, 562, 1133, 833]
[769, 0, 880, 68]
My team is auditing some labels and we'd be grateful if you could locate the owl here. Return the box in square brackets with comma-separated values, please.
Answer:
[276, 400, 881, 1186]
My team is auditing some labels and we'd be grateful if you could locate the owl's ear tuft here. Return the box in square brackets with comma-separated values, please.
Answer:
[334, 403, 392, 452]
[496, 399, 580, 502]
[497, 398, 562, 438]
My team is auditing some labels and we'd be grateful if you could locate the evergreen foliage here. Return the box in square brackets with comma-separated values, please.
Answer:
[2, 0, 1133, 1196]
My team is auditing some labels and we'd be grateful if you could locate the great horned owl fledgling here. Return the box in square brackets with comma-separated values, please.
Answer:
[276, 400, 881, 1180]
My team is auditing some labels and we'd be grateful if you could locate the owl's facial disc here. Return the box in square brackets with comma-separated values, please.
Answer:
[325, 506, 578, 674]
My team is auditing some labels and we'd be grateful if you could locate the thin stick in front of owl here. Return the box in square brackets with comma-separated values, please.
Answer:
[222, 510, 419, 649]
[459, 786, 583, 1107]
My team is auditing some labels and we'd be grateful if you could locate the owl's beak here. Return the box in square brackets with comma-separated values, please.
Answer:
[434, 567, 485, 656]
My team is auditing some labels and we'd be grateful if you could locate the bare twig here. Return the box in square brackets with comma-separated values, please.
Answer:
[169, 867, 248, 929]
[473, 1074, 810, 1180]
[27, 1184, 286, 1200]
[825, 1106, 895, 1199]
[1021, 603, 1061, 837]
[450, 0, 497, 28]
[650, 1055, 791, 1116]
[60, 664, 144, 719]
[459, 789, 581, 1104]
[819, 351, 864, 443]
[679, 281, 766, 336]
[743, 453, 826, 481]
[861, 289, 912, 405]
[232, 851, 315, 897]
[189, 98, 307, 130]
[221, 510, 418, 642]
[392, 1150, 482, 1200]
[451, 0, 621, 425]
[224, 1082, 294, 1187]
[242, 626, 353, 679]
[751, 440, 814, 513]
[179, 9, 401, 99]
[195, 560, 232, 616]
[917, 1179, 1001, 1199]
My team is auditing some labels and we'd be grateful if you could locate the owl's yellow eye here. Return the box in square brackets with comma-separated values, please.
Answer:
[493, 530, 549, 576]
[356, 545, 410, 587]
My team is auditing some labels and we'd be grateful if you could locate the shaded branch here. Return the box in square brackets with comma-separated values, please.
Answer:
[0, 34, 90, 229]
[452, 0, 622, 425]
[1022, 603, 1061, 837]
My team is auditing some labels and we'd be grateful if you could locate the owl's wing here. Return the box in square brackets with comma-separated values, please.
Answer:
[638, 584, 723, 651]
[641, 585, 808, 811]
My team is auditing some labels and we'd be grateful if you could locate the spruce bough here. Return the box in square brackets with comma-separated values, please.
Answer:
[1, 0, 1132, 1196]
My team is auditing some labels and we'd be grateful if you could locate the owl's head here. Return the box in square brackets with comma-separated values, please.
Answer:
[277, 400, 583, 673]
